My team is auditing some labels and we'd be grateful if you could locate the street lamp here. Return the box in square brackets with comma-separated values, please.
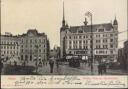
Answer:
[35, 45, 39, 73]
[63, 36, 66, 59]
[34, 56, 38, 73]
[85, 11, 94, 74]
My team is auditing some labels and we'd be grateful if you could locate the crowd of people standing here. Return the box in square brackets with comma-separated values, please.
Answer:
[98, 61, 107, 75]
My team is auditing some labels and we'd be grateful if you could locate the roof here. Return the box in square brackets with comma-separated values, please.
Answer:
[68, 23, 113, 33]
[21, 29, 47, 37]
[27, 29, 38, 35]
[113, 19, 118, 25]
[0, 34, 20, 38]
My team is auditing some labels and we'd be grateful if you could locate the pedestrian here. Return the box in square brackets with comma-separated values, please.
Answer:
[56, 60, 59, 70]
[14, 61, 17, 67]
[49, 59, 54, 73]
[103, 62, 107, 74]
[43, 61, 45, 66]
[46, 61, 47, 66]
[0, 61, 3, 74]
[14, 61, 18, 71]
[98, 63, 102, 75]
[85, 60, 87, 66]
[23, 61, 26, 66]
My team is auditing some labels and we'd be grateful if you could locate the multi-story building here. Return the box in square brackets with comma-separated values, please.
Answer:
[20, 29, 50, 65]
[0, 32, 20, 60]
[118, 48, 125, 69]
[118, 41, 128, 71]
[124, 40, 128, 71]
[60, 5, 118, 62]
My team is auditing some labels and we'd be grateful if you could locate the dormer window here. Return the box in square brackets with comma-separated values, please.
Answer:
[78, 27, 83, 33]
[78, 30, 83, 33]
[98, 29, 104, 32]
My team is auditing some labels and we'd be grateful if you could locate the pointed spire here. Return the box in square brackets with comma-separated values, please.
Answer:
[62, 1, 65, 27]
[113, 14, 118, 25]
[63, 1, 65, 21]
[66, 21, 69, 28]
[115, 14, 116, 20]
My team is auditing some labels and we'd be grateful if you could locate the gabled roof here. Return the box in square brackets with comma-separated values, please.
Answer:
[27, 29, 38, 35]
[21, 29, 47, 37]
[68, 23, 113, 33]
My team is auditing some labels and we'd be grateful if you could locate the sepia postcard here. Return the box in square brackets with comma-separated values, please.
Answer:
[0, 0, 128, 88]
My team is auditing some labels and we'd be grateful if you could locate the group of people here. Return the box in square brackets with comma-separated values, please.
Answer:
[98, 62, 107, 75]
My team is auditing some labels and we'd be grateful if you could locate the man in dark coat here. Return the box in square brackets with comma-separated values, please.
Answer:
[102, 62, 107, 74]
[0, 61, 3, 74]
[98, 63, 102, 75]
[49, 59, 54, 73]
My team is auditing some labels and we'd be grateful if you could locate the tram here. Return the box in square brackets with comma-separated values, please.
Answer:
[68, 56, 80, 68]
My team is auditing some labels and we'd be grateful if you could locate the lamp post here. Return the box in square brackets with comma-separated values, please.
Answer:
[34, 56, 37, 73]
[127, 28, 128, 41]
[35, 45, 39, 73]
[85, 11, 94, 74]
[63, 36, 66, 59]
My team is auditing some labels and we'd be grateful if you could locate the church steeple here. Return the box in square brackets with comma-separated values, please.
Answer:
[113, 15, 118, 25]
[62, 1, 65, 27]
[113, 15, 118, 30]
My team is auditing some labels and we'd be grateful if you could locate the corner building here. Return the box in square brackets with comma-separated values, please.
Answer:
[60, 4, 118, 61]
[20, 29, 49, 64]
[0, 33, 20, 60]
[124, 40, 128, 71]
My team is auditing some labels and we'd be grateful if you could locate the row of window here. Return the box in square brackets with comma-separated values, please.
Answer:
[68, 39, 115, 44]
[1, 46, 19, 49]
[68, 44, 115, 49]
[21, 44, 46, 48]
[66, 28, 115, 34]
[20, 55, 46, 61]
[1, 41, 19, 45]
[65, 34, 116, 39]
[95, 50, 114, 54]
[21, 39, 46, 43]
[68, 50, 114, 55]
[21, 49, 46, 53]
[1, 51, 19, 55]
[0, 44, 46, 49]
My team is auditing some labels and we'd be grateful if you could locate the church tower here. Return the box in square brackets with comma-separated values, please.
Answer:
[113, 16, 118, 30]
[62, 1, 66, 27]
[60, 1, 67, 58]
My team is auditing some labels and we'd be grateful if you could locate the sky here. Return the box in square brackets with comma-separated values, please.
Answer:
[1, 0, 127, 49]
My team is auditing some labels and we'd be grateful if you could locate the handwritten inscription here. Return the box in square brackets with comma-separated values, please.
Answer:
[1, 76, 127, 88]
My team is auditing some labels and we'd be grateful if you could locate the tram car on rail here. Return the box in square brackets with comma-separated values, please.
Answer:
[68, 56, 80, 68]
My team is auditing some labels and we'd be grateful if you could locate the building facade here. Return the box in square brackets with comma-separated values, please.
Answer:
[124, 40, 128, 71]
[20, 29, 50, 65]
[0, 33, 20, 60]
[118, 48, 125, 69]
[50, 45, 60, 59]
[118, 41, 128, 71]
[60, 5, 118, 61]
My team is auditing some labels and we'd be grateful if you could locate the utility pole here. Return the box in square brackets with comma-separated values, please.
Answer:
[85, 11, 93, 74]
[90, 13, 93, 74]
[35, 45, 38, 73]
[127, 28, 128, 40]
